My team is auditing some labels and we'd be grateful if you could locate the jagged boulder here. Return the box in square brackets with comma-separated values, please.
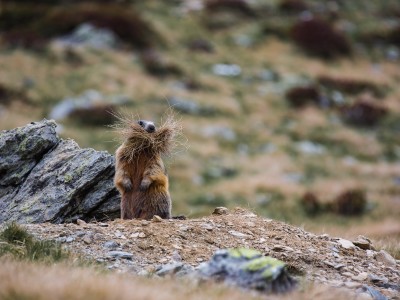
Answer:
[0, 120, 120, 224]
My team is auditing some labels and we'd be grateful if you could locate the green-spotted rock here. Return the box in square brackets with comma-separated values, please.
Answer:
[198, 248, 297, 293]
[0, 119, 120, 223]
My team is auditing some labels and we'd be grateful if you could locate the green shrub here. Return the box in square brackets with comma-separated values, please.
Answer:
[0, 223, 69, 263]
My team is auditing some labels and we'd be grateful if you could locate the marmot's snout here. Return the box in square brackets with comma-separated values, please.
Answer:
[138, 120, 156, 133]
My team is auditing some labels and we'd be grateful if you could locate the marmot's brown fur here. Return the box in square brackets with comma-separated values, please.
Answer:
[113, 115, 180, 220]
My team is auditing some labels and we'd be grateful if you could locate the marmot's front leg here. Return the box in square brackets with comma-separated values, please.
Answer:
[114, 153, 133, 193]
[140, 160, 168, 191]
[115, 169, 132, 192]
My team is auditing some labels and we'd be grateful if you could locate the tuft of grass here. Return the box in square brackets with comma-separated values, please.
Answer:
[0, 223, 69, 263]
[0, 222, 32, 245]
[375, 238, 400, 260]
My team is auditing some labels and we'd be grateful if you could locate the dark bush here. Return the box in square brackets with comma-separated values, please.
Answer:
[0, 83, 27, 105]
[292, 18, 351, 58]
[357, 24, 400, 47]
[205, 0, 256, 17]
[332, 189, 366, 216]
[43, 3, 155, 49]
[285, 85, 320, 107]
[340, 100, 387, 127]
[318, 75, 385, 98]
[279, 0, 309, 13]
[187, 38, 214, 53]
[68, 104, 117, 126]
[182, 78, 203, 91]
[300, 192, 321, 215]
[262, 18, 292, 39]
[1, 3, 156, 49]
[140, 49, 183, 77]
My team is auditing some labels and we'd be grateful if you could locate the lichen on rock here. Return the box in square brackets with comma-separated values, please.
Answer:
[0, 120, 120, 224]
[198, 248, 297, 294]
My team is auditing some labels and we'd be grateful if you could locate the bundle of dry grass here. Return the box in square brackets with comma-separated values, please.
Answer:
[111, 111, 184, 162]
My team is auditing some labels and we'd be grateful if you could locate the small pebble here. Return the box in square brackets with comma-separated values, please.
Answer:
[104, 240, 119, 249]
[213, 207, 229, 215]
[152, 215, 163, 222]
[76, 219, 87, 226]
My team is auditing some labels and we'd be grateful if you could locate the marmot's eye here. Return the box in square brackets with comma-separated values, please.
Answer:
[138, 121, 144, 127]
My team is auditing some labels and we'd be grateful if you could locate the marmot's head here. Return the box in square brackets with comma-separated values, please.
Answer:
[113, 112, 183, 162]
[138, 120, 156, 133]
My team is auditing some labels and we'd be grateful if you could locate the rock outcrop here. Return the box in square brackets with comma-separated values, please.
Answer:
[0, 120, 120, 223]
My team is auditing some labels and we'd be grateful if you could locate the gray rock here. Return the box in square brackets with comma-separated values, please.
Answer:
[66, 236, 75, 243]
[0, 120, 120, 224]
[375, 250, 396, 267]
[337, 238, 356, 250]
[295, 141, 325, 155]
[212, 64, 242, 77]
[54, 23, 119, 49]
[104, 241, 120, 249]
[229, 230, 248, 238]
[0, 120, 59, 187]
[198, 248, 296, 294]
[358, 285, 388, 300]
[155, 262, 195, 277]
[49, 89, 130, 122]
[169, 97, 216, 116]
[368, 274, 388, 285]
[107, 251, 133, 259]
[353, 236, 375, 250]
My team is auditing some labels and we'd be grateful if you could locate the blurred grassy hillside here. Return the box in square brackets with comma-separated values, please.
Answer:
[0, 0, 399, 245]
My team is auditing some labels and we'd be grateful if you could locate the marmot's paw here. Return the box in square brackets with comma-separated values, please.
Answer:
[139, 179, 151, 191]
[122, 178, 133, 192]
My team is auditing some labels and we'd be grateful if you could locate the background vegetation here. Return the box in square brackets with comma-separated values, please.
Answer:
[0, 0, 399, 249]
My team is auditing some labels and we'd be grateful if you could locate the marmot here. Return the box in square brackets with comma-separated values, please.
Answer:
[114, 115, 180, 220]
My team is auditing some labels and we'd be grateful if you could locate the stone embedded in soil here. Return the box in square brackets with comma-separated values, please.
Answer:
[152, 215, 163, 222]
[352, 272, 368, 281]
[104, 241, 120, 249]
[107, 251, 134, 259]
[353, 236, 375, 250]
[198, 248, 297, 294]
[155, 262, 195, 277]
[77, 219, 87, 226]
[272, 245, 294, 252]
[375, 250, 397, 267]
[82, 235, 93, 244]
[345, 281, 362, 288]
[359, 285, 388, 300]
[0, 120, 120, 224]
[337, 238, 356, 250]
[229, 230, 249, 238]
[213, 206, 229, 215]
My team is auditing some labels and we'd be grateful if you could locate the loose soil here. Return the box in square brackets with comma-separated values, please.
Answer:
[25, 208, 399, 299]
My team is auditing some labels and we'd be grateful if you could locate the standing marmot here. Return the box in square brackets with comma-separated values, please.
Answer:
[114, 115, 180, 220]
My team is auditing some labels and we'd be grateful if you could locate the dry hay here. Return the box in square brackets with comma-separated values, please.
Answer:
[110, 109, 185, 162]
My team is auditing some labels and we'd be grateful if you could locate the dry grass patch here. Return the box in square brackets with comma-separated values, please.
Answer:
[0, 258, 358, 300]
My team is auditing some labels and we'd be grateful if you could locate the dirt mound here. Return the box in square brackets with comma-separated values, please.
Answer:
[25, 208, 399, 299]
